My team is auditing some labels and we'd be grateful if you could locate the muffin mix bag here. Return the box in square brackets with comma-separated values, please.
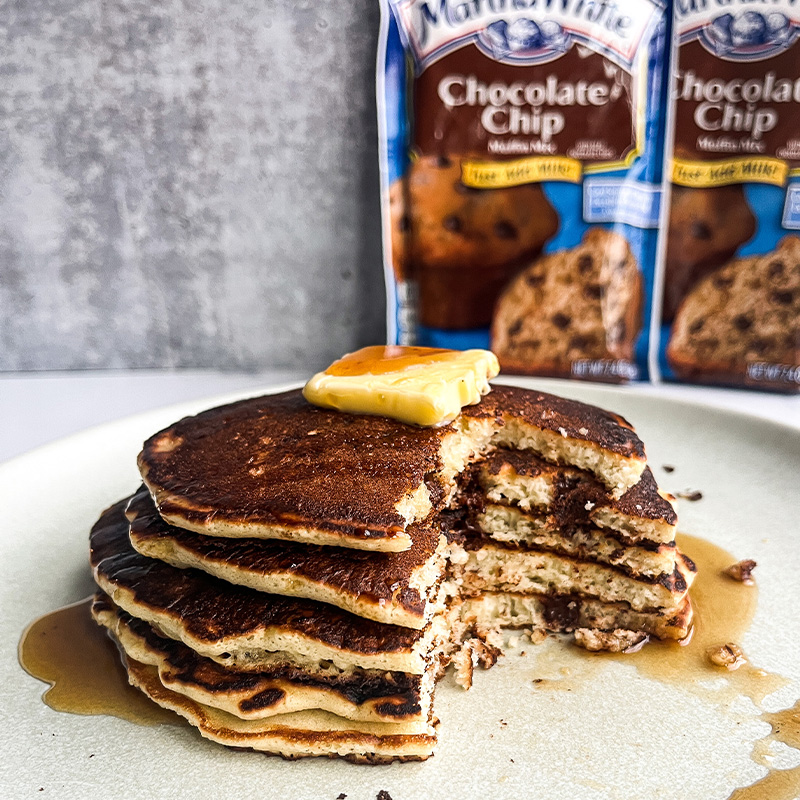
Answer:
[377, 0, 671, 382]
[658, 1, 800, 391]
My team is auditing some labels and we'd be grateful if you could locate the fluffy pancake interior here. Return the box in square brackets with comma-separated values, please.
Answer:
[476, 504, 678, 578]
[446, 538, 689, 613]
[475, 452, 677, 544]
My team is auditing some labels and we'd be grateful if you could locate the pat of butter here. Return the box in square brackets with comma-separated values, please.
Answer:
[303, 346, 500, 427]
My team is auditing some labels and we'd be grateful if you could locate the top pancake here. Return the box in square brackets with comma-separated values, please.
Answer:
[462, 385, 646, 497]
[138, 386, 647, 552]
[138, 389, 460, 552]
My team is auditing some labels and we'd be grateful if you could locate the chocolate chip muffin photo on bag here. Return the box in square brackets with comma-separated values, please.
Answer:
[491, 228, 642, 382]
[378, 0, 669, 373]
[662, 185, 756, 323]
[658, 4, 800, 389]
[390, 155, 559, 330]
[667, 237, 800, 392]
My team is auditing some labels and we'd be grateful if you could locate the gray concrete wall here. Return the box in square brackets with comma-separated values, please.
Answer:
[0, 0, 386, 371]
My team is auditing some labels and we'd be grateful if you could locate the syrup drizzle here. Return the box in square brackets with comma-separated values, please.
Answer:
[729, 702, 800, 800]
[624, 534, 799, 799]
[324, 345, 454, 376]
[18, 597, 181, 726]
[524, 533, 799, 798]
[18, 536, 800, 798]
[611, 533, 787, 707]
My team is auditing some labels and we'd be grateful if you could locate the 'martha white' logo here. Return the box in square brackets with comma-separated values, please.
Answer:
[675, 0, 800, 61]
[392, 0, 665, 67]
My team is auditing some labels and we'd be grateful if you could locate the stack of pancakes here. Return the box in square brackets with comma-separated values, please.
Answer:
[89, 385, 694, 762]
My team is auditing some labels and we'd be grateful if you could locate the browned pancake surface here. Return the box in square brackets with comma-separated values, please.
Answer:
[122, 657, 436, 762]
[92, 594, 426, 720]
[138, 389, 450, 541]
[613, 467, 676, 525]
[464, 385, 646, 461]
[91, 499, 424, 657]
[126, 487, 442, 626]
[139, 386, 646, 549]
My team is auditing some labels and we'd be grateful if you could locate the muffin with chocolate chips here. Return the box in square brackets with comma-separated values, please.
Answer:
[667, 237, 800, 391]
[389, 155, 558, 329]
[490, 228, 642, 381]
[662, 185, 756, 322]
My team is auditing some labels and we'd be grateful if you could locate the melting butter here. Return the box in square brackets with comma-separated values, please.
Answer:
[303, 345, 500, 427]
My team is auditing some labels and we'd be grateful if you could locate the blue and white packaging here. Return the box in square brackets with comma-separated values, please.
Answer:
[378, 0, 671, 383]
[657, 1, 800, 392]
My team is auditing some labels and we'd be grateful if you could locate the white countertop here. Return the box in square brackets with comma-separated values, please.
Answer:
[1, 370, 798, 465]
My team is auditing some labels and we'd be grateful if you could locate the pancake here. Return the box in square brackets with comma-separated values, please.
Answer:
[123, 657, 437, 763]
[137, 386, 648, 552]
[138, 389, 496, 552]
[461, 385, 647, 496]
[126, 488, 446, 629]
[92, 594, 436, 726]
[87, 377, 694, 763]
[91, 499, 449, 675]
[475, 451, 676, 544]
[474, 504, 678, 578]
[446, 537, 693, 613]
[459, 589, 694, 642]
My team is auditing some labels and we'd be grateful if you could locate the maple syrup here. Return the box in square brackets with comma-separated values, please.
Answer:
[18, 597, 180, 726]
[18, 537, 800, 798]
[611, 533, 787, 706]
[727, 701, 800, 800]
[524, 533, 800, 799]
[621, 534, 799, 799]
[324, 345, 456, 376]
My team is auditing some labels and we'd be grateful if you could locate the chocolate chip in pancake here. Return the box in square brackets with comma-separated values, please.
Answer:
[475, 450, 677, 543]
[137, 386, 648, 555]
[463, 384, 647, 496]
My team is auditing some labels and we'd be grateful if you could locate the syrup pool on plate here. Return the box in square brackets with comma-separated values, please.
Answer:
[19, 597, 181, 726]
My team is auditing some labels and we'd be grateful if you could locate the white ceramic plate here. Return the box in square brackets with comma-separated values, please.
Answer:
[2, 378, 799, 800]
